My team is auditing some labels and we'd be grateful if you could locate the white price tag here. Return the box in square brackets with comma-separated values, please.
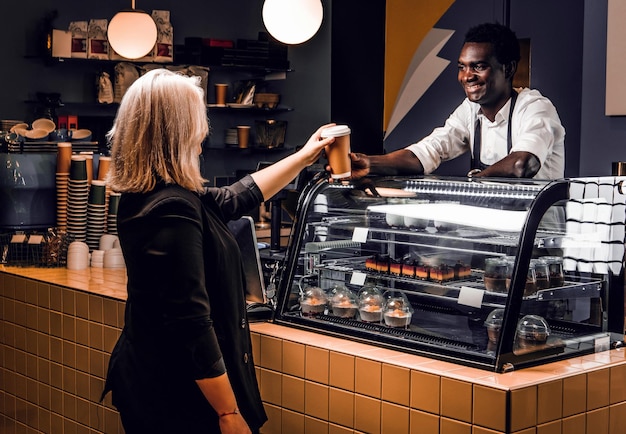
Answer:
[458, 286, 485, 308]
[350, 271, 367, 286]
[352, 227, 369, 243]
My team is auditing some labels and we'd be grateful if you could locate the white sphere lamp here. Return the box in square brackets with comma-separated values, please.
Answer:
[262, 0, 323, 45]
[108, 0, 157, 59]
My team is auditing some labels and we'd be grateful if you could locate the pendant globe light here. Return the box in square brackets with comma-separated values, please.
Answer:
[107, 0, 157, 59]
[262, 0, 323, 45]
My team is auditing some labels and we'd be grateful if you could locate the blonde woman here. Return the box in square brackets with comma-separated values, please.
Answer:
[101, 68, 335, 434]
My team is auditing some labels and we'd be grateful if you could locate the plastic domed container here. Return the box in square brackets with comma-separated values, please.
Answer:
[383, 292, 413, 328]
[299, 286, 327, 316]
[484, 308, 505, 344]
[357, 284, 385, 322]
[516, 315, 551, 348]
[329, 285, 358, 318]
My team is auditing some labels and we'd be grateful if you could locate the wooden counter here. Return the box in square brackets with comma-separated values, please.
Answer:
[1, 266, 626, 433]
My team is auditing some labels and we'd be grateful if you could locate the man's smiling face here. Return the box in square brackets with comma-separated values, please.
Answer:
[457, 41, 511, 115]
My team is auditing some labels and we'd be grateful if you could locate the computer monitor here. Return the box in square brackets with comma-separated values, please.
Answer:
[227, 215, 267, 306]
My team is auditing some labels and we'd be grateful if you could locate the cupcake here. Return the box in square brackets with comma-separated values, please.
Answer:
[358, 284, 384, 322]
[300, 286, 327, 316]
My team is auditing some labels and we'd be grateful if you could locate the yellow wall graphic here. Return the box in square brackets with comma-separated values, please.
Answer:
[385, 0, 455, 136]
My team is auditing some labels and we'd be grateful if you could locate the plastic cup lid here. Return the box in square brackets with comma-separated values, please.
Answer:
[321, 125, 351, 138]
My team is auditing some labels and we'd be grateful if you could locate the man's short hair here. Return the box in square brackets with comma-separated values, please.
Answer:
[464, 22, 521, 65]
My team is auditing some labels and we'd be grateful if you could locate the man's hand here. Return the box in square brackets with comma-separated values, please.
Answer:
[475, 151, 541, 178]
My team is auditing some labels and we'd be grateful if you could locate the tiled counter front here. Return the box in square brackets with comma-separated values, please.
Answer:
[0, 268, 127, 434]
[2, 267, 626, 434]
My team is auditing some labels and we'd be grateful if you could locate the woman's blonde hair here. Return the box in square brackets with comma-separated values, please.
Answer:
[106, 68, 209, 193]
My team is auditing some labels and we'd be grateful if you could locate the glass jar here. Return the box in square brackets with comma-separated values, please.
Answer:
[531, 259, 550, 290]
[541, 256, 565, 287]
[484, 257, 509, 293]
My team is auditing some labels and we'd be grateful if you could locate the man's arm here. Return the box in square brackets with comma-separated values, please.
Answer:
[475, 151, 541, 178]
[350, 149, 425, 179]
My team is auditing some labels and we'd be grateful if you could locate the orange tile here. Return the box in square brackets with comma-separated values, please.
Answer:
[381, 401, 409, 433]
[355, 357, 381, 398]
[283, 340, 305, 378]
[251, 331, 261, 365]
[586, 407, 609, 434]
[282, 374, 305, 413]
[260, 368, 282, 406]
[282, 408, 304, 433]
[410, 409, 440, 434]
[587, 368, 610, 411]
[561, 413, 586, 434]
[305, 380, 329, 420]
[473, 385, 506, 432]
[328, 423, 353, 434]
[510, 386, 537, 432]
[440, 377, 472, 423]
[537, 379, 563, 424]
[473, 427, 505, 434]
[410, 370, 440, 414]
[439, 416, 471, 434]
[260, 335, 282, 371]
[305, 346, 329, 384]
[563, 374, 587, 417]
[536, 420, 561, 434]
[305, 415, 329, 434]
[260, 403, 281, 434]
[329, 387, 354, 428]
[354, 394, 381, 434]
[610, 364, 626, 404]
[609, 401, 626, 433]
[329, 351, 355, 391]
[382, 363, 410, 406]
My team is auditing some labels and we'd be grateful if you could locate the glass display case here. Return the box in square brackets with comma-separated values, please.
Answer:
[273, 175, 626, 372]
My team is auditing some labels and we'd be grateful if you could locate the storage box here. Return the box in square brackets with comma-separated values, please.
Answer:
[51, 29, 72, 58]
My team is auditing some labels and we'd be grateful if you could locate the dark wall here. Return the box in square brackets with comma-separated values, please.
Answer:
[580, 0, 626, 176]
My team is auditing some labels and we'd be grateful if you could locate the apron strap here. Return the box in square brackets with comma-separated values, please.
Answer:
[471, 90, 518, 170]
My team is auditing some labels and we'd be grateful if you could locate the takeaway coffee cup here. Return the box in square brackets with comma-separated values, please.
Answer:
[321, 125, 351, 179]
[215, 83, 228, 106]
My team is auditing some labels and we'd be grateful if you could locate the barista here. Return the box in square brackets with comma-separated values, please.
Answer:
[348, 22, 566, 180]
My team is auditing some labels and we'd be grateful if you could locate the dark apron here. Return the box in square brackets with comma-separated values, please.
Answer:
[470, 91, 518, 171]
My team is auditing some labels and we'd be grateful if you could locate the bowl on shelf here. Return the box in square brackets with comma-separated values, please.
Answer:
[71, 129, 92, 141]
[253, 93, 280, 109]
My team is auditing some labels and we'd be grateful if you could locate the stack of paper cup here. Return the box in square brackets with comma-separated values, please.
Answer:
[90, 249, 105, 268]
[66, 241, 90, 270]
[67, 156, 89, 242]
[86, 180, 107, 251]
[56, 142, 72, 229]
[107, 192, 121, 235]
[103, 247, 126, 268]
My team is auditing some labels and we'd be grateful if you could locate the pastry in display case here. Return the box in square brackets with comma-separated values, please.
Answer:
[273, 175, 626, 372]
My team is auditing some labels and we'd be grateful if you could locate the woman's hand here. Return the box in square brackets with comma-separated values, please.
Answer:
[296, 123, 337, 166]
[251, 123, 337, 201]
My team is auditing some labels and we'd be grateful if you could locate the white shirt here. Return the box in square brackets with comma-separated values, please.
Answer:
[406, 88, 566, 179]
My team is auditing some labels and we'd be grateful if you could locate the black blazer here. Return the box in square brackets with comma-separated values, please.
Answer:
[103, 176, 267, 433]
